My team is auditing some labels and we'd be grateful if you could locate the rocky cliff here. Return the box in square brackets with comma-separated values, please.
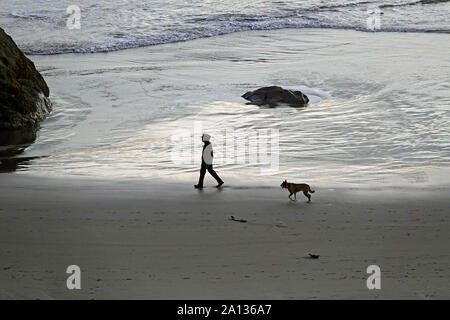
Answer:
[0, 27, 51, 129]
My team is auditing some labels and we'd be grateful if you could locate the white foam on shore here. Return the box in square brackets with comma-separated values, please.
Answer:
[1, 0, 449, 55]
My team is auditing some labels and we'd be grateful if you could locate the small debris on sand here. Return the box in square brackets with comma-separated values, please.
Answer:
[230, 216, 247, 223]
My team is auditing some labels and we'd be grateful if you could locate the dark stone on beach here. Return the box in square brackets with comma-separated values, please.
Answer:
[242, 86, 309, 107]
[0, 27, 51, 130]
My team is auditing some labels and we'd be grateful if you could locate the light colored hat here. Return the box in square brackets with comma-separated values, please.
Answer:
[202, 134, 211, 142]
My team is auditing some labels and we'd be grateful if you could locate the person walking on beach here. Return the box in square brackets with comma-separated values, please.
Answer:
[194, 134, 224, 189]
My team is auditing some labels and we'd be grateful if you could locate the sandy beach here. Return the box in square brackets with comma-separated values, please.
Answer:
[1, 1, 449, 301]
[1, 174, 449, 299]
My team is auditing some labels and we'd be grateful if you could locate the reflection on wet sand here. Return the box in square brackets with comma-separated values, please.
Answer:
[0, 129, 38, 172]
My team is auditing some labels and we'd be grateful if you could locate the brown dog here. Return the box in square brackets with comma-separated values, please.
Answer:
[280, 180, 315, 202]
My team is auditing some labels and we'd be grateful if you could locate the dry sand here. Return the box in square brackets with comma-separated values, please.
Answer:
[0, 174, 449, 299]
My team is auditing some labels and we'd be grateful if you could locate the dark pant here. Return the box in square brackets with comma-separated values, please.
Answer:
[198, 162, 223, 186]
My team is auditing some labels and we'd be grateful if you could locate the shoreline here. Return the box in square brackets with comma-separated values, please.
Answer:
[23, 27, 450, 57]
[11, 168, 450, 191]
[1, 174, 449, 299]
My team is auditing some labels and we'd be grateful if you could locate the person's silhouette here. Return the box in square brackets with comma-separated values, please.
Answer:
[194, 134, 224, 189]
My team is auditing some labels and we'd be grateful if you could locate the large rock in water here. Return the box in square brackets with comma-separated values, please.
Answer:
[242, 86, 309, 107]
[0, 27, 51, 129]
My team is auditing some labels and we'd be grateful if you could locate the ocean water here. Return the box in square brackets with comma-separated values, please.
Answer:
[1, 0, 449, 54]
[1, 1, 449, 186]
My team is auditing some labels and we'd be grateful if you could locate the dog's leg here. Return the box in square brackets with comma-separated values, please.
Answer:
[294, 192, 297, 200]
[288, 192, 294, 201]
[303, 190, 311, 202]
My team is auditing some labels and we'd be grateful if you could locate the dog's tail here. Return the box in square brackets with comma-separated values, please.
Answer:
[308, 185, 315, 193]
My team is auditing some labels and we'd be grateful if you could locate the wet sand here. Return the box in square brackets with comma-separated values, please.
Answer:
[0, 174, 449, 299]
[20, 29, 450, 186]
